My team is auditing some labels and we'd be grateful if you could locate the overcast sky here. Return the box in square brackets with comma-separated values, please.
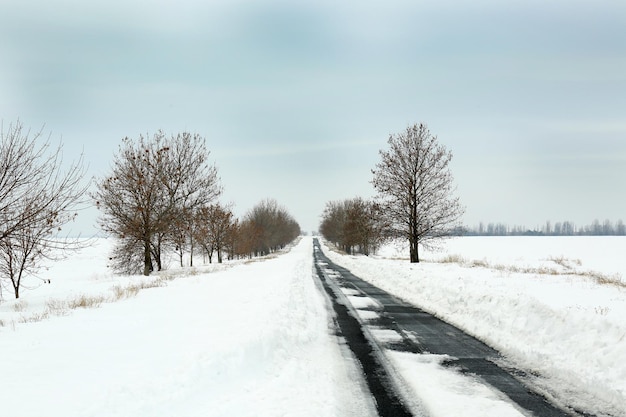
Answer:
[1, 0, 625, 234]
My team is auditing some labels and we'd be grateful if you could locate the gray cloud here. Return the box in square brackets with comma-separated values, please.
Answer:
[1, 0, 625, 232]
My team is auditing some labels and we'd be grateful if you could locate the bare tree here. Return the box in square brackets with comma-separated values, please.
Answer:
[107, 238, 144, 275]
[344, 198, 385, 256]
[169, 207, 193, 268]
[208, 205, 235, 263]
[232, 219, 262, 259]
[320, 200, 347, 249]
[194, 206, 215, 263]
[223, 218, 240, 260]
[193, 204, 234, 264]
[617, 220, 626, 236]
[371, 123, 464, 263]
[562, 221, 575, 236]
[93, 131, 221, 275]
[0, 120, 89, 298]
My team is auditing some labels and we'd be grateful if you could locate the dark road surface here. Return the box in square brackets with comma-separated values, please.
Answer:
[313, 239, 581, 417]
[314, 243, 414, 417]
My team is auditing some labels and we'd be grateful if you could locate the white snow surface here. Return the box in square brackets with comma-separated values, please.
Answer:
[0, 237, 376, 417]
[2, 236, 625, 417]
[323, 236, 626, 417]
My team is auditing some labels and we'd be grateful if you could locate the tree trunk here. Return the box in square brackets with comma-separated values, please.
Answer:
[189, 237, 194, 267]
[143, 240, 153, 276]
[409, 237, 420, 263]
[150, 241, 163, 271]
[13, 265, 26, 299]
[8, 256, 21, 299]
[155, 241, 163, 271]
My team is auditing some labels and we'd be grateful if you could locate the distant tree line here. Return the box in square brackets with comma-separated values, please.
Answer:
[235, 199, 301, 258]
[465, 219, 626, 236]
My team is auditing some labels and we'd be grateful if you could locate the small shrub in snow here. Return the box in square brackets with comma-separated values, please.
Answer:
[594, 306, 610, 316]
[547, 256, 582, 270]
[68, 294, 106, 309]
[112, 279, 167, 300]
[470, 259, 489, 268]
[112, 285, 138, 300]
[12, 300, 28, 312]
[159, 273, 175, 281]
[439, 254, 466, 264]
[18, 311, 50, 323]
[45, 299, 69, 316]
[530, 266, 559, 276]
[587, 271, 624, 287]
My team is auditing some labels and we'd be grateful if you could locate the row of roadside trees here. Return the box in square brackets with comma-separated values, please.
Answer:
[94, 131, 300, 276]
[0, 121, 300, 299]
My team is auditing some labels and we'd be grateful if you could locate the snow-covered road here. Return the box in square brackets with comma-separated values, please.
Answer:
[0, 238, 376, 417]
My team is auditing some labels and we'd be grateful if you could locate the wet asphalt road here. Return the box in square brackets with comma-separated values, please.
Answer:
[313, 239, 580, 417]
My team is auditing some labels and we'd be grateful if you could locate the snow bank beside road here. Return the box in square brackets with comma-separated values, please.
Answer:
[0, 238, 376, 417]
[323, 237, 626, 417]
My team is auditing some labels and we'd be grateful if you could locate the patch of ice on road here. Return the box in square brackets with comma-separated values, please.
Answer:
[341, 287, 361, 296]
[370, 328, 404, 343]
[388, 352, 526, 417]
[346, 295, 380, 310]
[356, 309, 380, 321]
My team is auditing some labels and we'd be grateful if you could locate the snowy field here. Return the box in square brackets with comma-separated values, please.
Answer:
[0, 238, 376, 417]
[1, 236, 624, 417]
[324, 236, 626, 417]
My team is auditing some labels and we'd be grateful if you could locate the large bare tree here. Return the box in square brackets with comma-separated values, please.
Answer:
[0, 120, 89, 298]
[371, 123, 464, 263]
[94, 131, 221, 275]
